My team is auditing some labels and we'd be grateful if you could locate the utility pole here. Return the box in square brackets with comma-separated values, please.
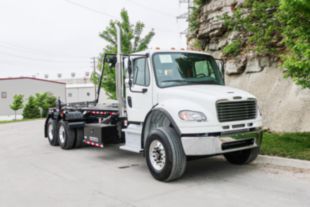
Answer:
[91, 57, 97, 99]
[177, 0, 193, 36]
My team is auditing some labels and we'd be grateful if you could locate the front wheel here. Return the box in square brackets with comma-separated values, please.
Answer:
[145, 127, 186, 182]
[224, 147, 259, 165]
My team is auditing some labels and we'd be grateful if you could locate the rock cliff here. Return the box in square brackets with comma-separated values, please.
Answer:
[188, 0, 310, 132]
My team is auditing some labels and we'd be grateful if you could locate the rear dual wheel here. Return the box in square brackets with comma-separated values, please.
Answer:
[47, 118, 84, 149]
[58, 120, 76, 150]
[47, 119, 59, 146]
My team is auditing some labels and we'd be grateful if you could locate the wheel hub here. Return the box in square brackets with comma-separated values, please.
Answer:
[149, 140, 166, 171]
[48, 123, 53, 140]
[59, 125, 65, 144]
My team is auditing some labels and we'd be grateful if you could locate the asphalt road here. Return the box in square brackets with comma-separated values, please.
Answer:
[0, 120, 309, 207]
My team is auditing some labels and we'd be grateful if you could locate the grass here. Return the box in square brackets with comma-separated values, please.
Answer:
[261, 132, 310, 161]
[0, 118, 43, 124]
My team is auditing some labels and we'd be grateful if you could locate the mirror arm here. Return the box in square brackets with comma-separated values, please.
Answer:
[95, 54, 107, 104]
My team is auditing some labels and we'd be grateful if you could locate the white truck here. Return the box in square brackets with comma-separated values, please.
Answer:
[44, 26, 263, 182]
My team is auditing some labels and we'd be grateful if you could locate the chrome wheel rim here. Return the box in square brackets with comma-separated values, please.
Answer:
[48, 123, 53, 141]
[59, 125, 65, 144]
[149, 140, 166, 172]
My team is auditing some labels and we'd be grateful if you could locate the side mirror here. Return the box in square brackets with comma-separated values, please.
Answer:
[127, 58, 132, 76]
[215, 59, 225, 82]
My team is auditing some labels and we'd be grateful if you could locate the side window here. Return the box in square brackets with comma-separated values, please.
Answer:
[133, 58, 150, 86]
[194, 60, 215, 78]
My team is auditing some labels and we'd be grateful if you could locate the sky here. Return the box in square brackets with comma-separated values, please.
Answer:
[0, 0, 188, 79]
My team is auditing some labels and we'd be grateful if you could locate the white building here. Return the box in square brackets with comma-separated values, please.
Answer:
[0, 76, 110, 120]
[65, 83, 109, 104]
[0, 77, 66, 119]
[66, 83, 96, 103]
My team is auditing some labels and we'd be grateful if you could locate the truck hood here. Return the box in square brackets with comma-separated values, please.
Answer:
[155, 84, 260, 135]
[157, 85, 255, 102]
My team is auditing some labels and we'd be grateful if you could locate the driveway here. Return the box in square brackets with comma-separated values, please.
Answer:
[0, 120, 309, 207]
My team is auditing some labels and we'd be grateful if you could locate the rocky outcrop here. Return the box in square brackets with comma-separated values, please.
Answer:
[226, 66, 310, 132]
[189, 0, 310, 132]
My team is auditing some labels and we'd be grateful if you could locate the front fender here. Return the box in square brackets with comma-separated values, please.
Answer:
[141, 99, 209, 148]
[141, 107, 180, 149]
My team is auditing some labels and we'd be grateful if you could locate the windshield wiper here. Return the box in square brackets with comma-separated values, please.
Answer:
[161, 79, 191, 83]
[189, 80, 218, 84]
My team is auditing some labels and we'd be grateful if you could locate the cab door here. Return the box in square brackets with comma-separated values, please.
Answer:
[126, 57, 153, 122]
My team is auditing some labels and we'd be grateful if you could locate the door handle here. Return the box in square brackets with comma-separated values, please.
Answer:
[127, 96, 132, 108]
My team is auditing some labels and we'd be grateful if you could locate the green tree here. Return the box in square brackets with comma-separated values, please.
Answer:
[23, 96, 41, 119]
[35, 92, 57, 117]
[10, 94, 24, 120]
[278, 0, 310, 88]
[93, 9, 155, 99]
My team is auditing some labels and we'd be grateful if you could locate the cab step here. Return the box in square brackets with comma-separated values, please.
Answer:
[120, 124, 143, 153]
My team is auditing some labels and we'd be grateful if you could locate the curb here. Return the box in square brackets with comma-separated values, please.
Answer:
[256, 155, 310, 169]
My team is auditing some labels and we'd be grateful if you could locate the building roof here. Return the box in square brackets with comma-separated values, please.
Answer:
[0, 77, 65, 85]
[66, 83, 95, 88]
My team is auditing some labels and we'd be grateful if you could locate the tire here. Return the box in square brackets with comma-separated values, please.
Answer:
[145, 127, 186, 182]
[224, 147, 259, 165]
[58, 120, 76, 150]
[75, 128, 84, 148]
[47, 118, 59, 146]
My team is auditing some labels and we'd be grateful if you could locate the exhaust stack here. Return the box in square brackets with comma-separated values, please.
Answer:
[115, 24, 125, 117]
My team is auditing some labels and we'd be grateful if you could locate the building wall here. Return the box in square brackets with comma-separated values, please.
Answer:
[0, 78, 66, 116]
[66, 86, 96, 103]
[66, 83, 110, 104]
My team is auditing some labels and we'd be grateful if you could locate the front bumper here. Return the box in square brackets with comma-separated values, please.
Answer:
[181, 129, 263, 156]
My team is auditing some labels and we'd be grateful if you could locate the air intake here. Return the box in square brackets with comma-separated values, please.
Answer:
[216, 100, 257, 122]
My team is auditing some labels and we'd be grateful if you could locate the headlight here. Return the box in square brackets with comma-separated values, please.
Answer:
[178, 110, 207, 122]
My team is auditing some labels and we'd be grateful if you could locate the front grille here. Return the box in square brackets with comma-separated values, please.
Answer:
[216, 100, 257, 122]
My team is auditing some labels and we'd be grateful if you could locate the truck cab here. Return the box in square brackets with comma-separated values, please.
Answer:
[120, 49, 262, 181]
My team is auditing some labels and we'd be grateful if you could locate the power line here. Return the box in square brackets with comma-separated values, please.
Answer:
[0, 42, 89, 60]
[0, 50, 89, 63]
[63, 0, 176, 33]
[126, 0, 175, 17]
[64, 0, 116, 18]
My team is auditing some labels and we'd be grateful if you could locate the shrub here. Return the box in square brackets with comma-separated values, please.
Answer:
[23, 96, 41, 119]
[223, 40, 242, 56]
[34, 93, 56, 117]
[221, 0, 310, 88]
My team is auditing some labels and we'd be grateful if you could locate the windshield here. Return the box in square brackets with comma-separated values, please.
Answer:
[152, 52, 224, 88]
